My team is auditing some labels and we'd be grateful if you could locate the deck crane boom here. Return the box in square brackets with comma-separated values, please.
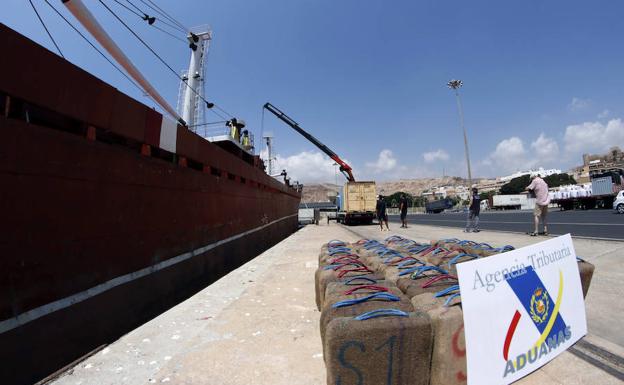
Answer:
[263, 103, 355, 182]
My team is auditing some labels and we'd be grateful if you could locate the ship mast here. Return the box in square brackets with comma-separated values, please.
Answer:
[62, 0, 186, 125]
[180, 27, 211, 129]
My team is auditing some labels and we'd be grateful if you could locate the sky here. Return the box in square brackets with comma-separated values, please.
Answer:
[3, 0, 624, 184]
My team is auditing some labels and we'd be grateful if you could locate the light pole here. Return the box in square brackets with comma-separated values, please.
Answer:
[447, 79, 473, 189]
[333, 162, 339, 187]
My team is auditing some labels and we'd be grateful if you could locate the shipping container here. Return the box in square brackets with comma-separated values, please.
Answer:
[337, 181, 376, 224]
[592, 176, 615, 196]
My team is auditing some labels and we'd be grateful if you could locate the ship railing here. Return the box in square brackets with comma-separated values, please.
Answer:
[199, 126, 255, 154]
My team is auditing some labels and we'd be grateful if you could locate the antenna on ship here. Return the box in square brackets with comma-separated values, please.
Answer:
[263, 134, 275, 175]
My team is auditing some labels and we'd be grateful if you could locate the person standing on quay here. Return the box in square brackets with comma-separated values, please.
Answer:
[376, 195, 390, 231]
[465, 187, 481, 233]
[526, 174, 550, 236]
[399, 194, 409, 228]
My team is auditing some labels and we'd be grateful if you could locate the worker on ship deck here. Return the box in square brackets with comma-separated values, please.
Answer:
[241, 130, 252, 151]
[227, 118, 245, 143]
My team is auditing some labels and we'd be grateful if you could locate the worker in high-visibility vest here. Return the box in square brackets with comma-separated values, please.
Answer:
[230, 123, 239, 142]
[241, 130, 252, 150]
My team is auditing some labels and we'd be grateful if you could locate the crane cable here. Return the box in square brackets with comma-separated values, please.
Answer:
[138, 0, 188, 33]
[120, 0, 188, 34]
[29, 0, 65, 58]
[98, 0, 234, 122]
[109, 0, 187, 43]
[43, 0, 148, 100]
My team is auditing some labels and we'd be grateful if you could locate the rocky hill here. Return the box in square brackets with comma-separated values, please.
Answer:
[301, 176, 496, 202]
[301, 183, 340, 203]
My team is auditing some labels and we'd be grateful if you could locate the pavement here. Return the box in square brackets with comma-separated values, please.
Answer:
[48, 221, 624, 385]
[390, 209, 624, 240]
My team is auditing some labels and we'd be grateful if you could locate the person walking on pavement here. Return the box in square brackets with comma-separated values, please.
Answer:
[465, 187, 481, 233]
[399, 194, 409, 228]
[376, 195, 390, 231]
[526, 174, 550, 236]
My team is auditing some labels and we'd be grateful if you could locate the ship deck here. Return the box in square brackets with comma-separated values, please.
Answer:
[47, 222, 624, 385]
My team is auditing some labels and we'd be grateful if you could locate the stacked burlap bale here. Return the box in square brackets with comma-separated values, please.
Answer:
[397, 270, 459, 299]
[324, 310, 433, 385]
[426, 305, 467, 385]
[317, 237, 595, 385]
[316, 240, 386, 311]
[320, 281, 413, 358]
[316, 240, 372, 311]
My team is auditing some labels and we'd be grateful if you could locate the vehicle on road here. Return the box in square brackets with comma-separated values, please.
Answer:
[425, 198, 454, 213]
[614, 190, 624, 214]
[551, 170, 623, 210]
[336, 181, 377, 225]
[491, 194, 535, 210]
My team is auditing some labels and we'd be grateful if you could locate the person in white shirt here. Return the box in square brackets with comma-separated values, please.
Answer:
[526, 175, 550, 236]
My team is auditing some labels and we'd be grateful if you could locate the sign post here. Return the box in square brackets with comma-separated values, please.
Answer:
[456, 234, 587, 385]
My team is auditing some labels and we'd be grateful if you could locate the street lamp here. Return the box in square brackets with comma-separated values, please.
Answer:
[447, 79, 473, 188]
[333, 162, 339, 187]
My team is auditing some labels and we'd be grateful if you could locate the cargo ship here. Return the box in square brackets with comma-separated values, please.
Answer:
[0, 10, 300, 384]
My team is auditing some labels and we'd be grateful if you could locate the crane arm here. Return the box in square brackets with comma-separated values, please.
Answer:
[263, 103, 355, 182]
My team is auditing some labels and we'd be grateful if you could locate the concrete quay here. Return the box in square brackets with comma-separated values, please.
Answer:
[49, 222, 624, 385]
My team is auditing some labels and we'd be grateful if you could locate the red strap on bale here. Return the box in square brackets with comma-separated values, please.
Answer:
[343, 285, 390, 295]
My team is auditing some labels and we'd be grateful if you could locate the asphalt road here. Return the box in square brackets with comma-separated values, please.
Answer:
[388, 209, 624, 240]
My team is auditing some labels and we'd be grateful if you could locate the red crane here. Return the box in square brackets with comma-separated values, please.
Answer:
[263, 103, 355, 182]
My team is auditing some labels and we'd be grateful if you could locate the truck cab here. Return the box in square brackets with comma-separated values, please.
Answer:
[614, 190, 624, 214]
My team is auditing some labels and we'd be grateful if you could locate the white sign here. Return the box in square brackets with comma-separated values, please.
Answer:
[456, 234, 587, 385]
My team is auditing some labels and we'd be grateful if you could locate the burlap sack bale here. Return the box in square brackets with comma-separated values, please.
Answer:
[394, 265, 449, 291]
[377, 256, 421, 276]
[445, 253, 480, 276]
[319, 254, 363, 270]
[382, 266, 404, 285]
[397, 274, 458, 299]
[320, 287, 413, 357]
[427, 304, 467, 385]
[411, 286, 461, 313]
[424, 249, 463, 267]
[577, 259, 595, 298]
[319, 243, 356, 263]
[324, 310, 433, 385]
[315, 264, 378, 311]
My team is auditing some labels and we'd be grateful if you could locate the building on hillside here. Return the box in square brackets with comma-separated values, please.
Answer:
[571, 147, 624, 183]
[500, 167, 562, 182]
[476, 178, 505, 193]
[422, 185, 470, 201]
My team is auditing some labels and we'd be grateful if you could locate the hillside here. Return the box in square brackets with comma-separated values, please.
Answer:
[301, 176, 496, 202]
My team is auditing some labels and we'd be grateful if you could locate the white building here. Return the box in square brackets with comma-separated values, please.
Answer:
[500, 167, 561, 182]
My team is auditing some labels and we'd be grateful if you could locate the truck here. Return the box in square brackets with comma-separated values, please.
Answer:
[491, 194, 536, 210]
[550, 170, 624, 210]
[336, 181, 377, 224]
[264, 103, 376, 225]
[425, 198, 454, 213]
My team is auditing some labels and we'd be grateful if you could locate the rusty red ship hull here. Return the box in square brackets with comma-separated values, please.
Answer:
[0, 23, 300, 385]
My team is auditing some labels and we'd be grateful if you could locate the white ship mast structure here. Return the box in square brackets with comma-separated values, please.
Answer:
[63, 0, 254, 154]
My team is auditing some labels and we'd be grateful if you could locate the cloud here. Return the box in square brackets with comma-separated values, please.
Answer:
[598, 109, 610, 119]
[366, 149, 397, 173]
[567, 97, 590, 112]
[563, 118, 624, 156]
[484, 136, 527, 174]
[423, 149, 450, 163]
[481, 133, 560, 176]
[530, 133, 559, 163]
[268, 150, 346, 183]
